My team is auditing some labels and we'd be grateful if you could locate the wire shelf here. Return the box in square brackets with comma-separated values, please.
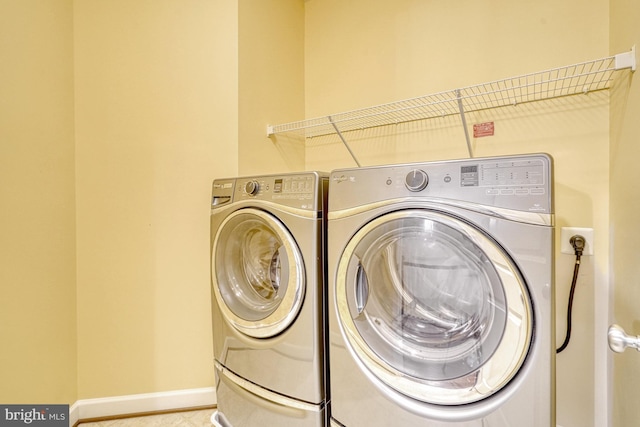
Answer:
[267, 49, 636, 139]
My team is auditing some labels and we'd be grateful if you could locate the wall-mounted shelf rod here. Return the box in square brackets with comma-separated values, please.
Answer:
[455, 89, 473, 158]
[267, 47, 636, 141]
[329, 116, 361, 167]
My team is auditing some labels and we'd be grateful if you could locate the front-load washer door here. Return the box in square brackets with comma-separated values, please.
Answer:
[213, 208, 305, 339]
[335, 209, 533, 406]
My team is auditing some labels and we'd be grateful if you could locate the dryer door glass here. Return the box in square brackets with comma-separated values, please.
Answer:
[336, 209, 532, 405]
[213, 208, 305, 338]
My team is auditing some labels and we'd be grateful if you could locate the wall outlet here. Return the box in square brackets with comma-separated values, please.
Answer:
[560, 227, 594, 255]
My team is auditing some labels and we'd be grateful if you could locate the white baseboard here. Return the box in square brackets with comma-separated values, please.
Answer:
[69, 387, 216, 426]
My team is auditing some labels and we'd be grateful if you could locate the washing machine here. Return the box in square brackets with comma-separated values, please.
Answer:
[327, 154, 554, 427]
[210, 172, 329, 427]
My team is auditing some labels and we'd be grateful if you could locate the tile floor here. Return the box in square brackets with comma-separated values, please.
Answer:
[78, 408, 215, 426]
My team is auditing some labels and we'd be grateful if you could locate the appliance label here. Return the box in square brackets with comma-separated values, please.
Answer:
[473, 122, 495, 138]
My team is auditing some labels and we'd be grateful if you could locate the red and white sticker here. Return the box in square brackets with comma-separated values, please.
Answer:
[473, 121, 494, 138]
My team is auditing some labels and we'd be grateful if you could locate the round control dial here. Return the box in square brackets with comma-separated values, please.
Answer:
[405, 169, 429, 192]
[244, 180, 260, 195]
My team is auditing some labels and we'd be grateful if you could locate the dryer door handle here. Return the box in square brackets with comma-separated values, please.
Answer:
[355, 264, 369, 315]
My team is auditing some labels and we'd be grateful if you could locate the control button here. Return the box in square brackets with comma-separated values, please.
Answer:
[244, 180, 260, 195]
[405, 169, 429, 192]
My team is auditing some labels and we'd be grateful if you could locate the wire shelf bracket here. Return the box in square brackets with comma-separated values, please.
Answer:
[267, 47, 636, 162]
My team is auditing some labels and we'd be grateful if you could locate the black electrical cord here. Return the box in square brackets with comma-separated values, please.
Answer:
[556, 235, 586, 354]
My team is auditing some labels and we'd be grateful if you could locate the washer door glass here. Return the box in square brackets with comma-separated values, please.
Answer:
[336, 209, 532, 405]
[213, 208, 305, 338]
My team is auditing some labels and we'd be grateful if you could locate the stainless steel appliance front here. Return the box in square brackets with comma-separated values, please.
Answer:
[328, 154, 554, 426]
[211, 172, 329, 427]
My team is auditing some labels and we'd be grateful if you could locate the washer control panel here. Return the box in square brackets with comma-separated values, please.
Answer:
[238, 175, 315, 199]
[212, 172, 327, 211]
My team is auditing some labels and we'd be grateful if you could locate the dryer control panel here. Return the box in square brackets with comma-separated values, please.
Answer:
[460, 159, 546, 191]
[329, 154, 553, 215]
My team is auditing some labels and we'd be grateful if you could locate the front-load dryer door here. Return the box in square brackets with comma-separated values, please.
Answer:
[335, 209, 532, 406]
[213, 208, 305, 339]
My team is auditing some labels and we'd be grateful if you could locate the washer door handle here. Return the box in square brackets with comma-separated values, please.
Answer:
[355, 263, 369, 315]
[608, 324, 640, 353]
[269, 246, 283, 292]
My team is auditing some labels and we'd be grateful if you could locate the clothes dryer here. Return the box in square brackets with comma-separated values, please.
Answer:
[327, 154, 554, 427]
[210, 172, 329, 427]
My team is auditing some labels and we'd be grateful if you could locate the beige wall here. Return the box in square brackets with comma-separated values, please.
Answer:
[0, 0, 301, 406]
[74, 0, 236, 398]
[72, 0, 302, 399]
[609, 0, 640, 425]
[239, 0, 305, 174]
[0, 0, 77, 404]
[304, 1, 610, 426]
